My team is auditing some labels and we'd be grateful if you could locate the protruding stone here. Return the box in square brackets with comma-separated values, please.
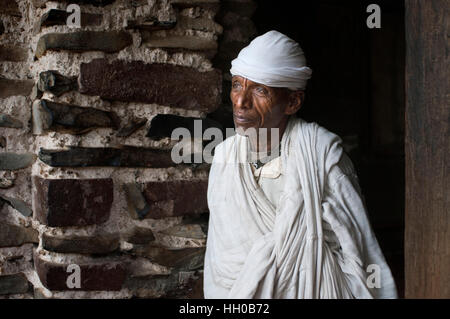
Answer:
[146, 114, 223, 140]
[0, 113, 23, 129]
[161, 224, 206, 240]
[38, 71, 78, 97]
[32, 176, 113, 227]
[79, 59, 221, 113]
[0, 195, 33, 217]
[0, 78, 34, 98]
[130, 245, 205, 270]
[0, 0, 21, 17]
[0, 223, 38, 248]
[37, 9, 102, 31]
[116, 117, 146, 137]
[42, 233, 120, 254]
[35, 31, 132, 58]
[30, 84, 43, 101]
[122, 226, 155, 244]
[126, 19, 176, 31]
[142, 180, 208, 219]
[123, 183, 150, 219]
[32, 100, 52, 135]
[38, 146, 175, 168]
[0, 46, 28, 62]
[34, 252, 126, 291]
[142, 33, 218, 51]
[0, 273, 30, 295]
[32, 99, 120, 135]
[0, 153, 36, 170]
[124, 273, 179, 298]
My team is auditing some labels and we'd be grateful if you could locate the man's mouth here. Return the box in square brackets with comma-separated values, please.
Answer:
[233, 113, 253, 124]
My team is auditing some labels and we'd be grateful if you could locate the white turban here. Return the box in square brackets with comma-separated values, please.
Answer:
[230, 30, 312, 90]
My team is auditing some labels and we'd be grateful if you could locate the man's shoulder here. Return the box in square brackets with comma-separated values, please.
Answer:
[212, 134, 238, 163]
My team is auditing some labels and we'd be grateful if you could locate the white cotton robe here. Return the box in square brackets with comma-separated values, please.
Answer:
[204, 117, 398, 299]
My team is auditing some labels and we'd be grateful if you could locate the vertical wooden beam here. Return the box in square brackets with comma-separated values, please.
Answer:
[405, 0, 450, 298]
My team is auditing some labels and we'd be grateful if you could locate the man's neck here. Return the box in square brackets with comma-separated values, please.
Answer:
[248, 116, 289, 154]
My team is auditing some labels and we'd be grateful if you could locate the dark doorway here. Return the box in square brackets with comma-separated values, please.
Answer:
[252, 0, 406, 297]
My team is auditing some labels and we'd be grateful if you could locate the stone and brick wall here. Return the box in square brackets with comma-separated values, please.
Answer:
[0, 0, 255, 299]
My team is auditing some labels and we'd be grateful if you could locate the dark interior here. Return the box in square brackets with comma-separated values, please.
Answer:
[252, 0, 406, 297]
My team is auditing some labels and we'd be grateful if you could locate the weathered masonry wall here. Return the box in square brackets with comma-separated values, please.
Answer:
[0, 0, 255, 299]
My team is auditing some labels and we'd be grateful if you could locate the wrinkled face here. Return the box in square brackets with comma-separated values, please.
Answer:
[230, 75, 291, 133]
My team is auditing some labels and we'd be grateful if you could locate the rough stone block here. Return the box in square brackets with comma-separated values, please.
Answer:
[0, 153, 36, 170]
[142, 33, 217, 51]
[123, 183, 150, 219]
[0, 195, 33, 217]
[32, 99, 120, 135]
[116, 117, 146, 137]
[38, 71, 78, 97]
[146, 114, 223, 140]
[79, 59, 221, 113]
[42, 233, 120, 254]
[161, 224, 206, 239]
[126, 19, 176, 31]
[142, 180, 208, 218]
[32, 176, 113, 227]
[38, 146, 175, 168]
[0, 224, 38, 248]
[34, 252, 126, 291]
[130, 245, 205, 270]
[0, 46, 28, 62]
[0, 273, 30, 295]
[0, 78, 34, 98]
[0, 113, 23, 128]
[122, 225, 155, 245]
[35, 31, 132, 58]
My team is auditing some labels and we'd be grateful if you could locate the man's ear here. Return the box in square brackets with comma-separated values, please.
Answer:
[284, 90, 305, 115]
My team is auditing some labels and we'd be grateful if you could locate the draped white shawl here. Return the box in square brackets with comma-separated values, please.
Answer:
[204, 117, 397, 299]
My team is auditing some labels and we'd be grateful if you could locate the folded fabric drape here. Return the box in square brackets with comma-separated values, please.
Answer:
[204, 117, 398, 299]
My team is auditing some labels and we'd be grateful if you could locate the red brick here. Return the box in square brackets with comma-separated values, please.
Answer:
[34, 252, 126, 291]
[79, 59, 222, 113]
[32, 176, 113, 227]
[142, 180, 208, 219]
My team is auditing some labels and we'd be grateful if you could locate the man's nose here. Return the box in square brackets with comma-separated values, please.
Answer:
[234, 89, 252, 110]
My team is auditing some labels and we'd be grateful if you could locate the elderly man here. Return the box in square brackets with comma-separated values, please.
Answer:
[204, 31, 397, 299]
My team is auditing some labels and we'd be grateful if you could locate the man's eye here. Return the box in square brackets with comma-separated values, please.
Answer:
[254, 87, 268, 96]
[232, 82, 242, 89]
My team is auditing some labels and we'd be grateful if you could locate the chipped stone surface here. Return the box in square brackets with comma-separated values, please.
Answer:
[0, 223, 38, 248]
[32, 99, 120, 134]
[0, 153, 36, 170]
[79, 59, 221, 113]
[0, 0, 235, 299]
[42, 232, 120, 254]
[32, 176, 113, 227]
[34, 251, 127, 291]
[142, 179, 208, 219]
[0, 78, 34, 98]
[35, 31, 133, 58]
[0, 273, 30, 295]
